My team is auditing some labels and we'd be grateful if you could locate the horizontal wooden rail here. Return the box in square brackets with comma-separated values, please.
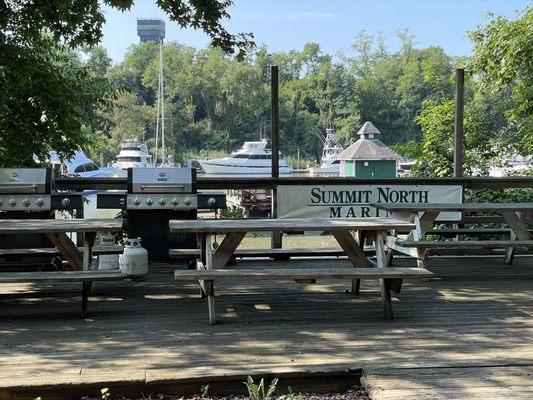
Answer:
[54, 176, 533, 191]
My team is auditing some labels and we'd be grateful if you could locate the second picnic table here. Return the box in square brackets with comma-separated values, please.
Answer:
[0, 218, 124, 271]
[371, 202, 533, 266]
[169, 217, 434, 323]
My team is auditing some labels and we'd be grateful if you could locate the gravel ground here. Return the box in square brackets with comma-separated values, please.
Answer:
[82, 386, 370, 400]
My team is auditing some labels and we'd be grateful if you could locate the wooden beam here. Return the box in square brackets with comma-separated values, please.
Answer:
[212, 232, 247, 269]
[454, 68, 465, 177]
[271, 65, 282, 249]
[45, 232, 83, 271]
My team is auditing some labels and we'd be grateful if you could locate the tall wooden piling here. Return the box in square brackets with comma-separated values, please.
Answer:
[454, 68, 465, 177]
[271, 66, 282, 249]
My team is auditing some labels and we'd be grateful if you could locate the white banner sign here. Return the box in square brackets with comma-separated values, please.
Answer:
[277, 185, 463, 220]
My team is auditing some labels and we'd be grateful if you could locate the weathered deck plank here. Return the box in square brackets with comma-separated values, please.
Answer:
[0, 255, 531, 399]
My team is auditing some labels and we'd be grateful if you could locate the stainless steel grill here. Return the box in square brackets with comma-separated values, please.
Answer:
[126, 168, 197, 210]
[0, 168, 81, 212]
[97, 167, 225, 261]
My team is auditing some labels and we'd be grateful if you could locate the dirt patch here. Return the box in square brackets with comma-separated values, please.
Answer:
[82, 386, 370, 400]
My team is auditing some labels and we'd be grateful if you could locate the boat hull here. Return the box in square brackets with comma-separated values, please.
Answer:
[199, 161, 292, 175]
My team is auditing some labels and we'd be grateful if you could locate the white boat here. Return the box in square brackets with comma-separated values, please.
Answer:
[110, 139, 154, 169]
[309, 127, 343, 176]
[198, 139, 292, 175]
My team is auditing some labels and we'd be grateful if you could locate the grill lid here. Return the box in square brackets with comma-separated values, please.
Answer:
[0, 168, 52, 194]
[127, 168, 196, 194]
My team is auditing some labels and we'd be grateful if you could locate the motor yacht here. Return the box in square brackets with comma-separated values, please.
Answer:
[111, 139, 154, 169]
[198, 139, 292, 175]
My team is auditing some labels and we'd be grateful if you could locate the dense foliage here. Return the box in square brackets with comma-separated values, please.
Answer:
[410, 6, 533, 177]
[87, 31, 464, 165]
[0, 0, 252, 166]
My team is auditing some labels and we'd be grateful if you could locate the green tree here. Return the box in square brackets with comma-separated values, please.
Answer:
[1, 0, 254, 166]
[468, 6, 533, 154]
[0, 36, 112, 166]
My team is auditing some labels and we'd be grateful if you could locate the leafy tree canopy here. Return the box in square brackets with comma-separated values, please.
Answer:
[468, 6, 532, 155]
[0, 0, 253, 167]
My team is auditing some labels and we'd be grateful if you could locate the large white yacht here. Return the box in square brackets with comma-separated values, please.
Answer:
[309, 127, 343, 176]
[198, 139, 293, 175]
[111, 139, 154, 170]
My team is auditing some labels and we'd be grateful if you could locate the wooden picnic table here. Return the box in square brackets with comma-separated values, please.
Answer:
[0, 219, 123, 271]
[169, 217, 415, 272]
[372, 203, 533, 266]
[170, 217, 420, 323]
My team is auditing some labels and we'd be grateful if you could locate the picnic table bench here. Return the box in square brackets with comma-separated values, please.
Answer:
[170, 217, 433, 324]
[0, 271, 126, 317]
[0, 219, 125, 318]
[371, 203, 533, 267]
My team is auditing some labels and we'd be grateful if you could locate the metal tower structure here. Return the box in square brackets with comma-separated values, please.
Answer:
[137, 19, 166, 165]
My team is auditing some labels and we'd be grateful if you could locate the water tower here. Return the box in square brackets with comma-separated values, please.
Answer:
[136, 18, 165, 44]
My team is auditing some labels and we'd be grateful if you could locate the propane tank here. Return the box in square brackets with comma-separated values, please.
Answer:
[119, 238, 148, 278]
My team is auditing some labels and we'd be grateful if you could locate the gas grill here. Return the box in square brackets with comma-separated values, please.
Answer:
[0, 168, 82, 212]
[0, 168, 83, 260]
[97, 167, 225, 260]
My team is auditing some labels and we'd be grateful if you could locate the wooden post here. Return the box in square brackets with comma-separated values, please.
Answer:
[271, 66, 282, 249]
[454, 68, 465, 177]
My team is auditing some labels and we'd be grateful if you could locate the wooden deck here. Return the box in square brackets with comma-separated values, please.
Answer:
[0, 255, 532, 399]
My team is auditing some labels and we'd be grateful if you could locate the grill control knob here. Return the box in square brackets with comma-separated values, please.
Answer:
[171, 198, 179, 206]
[207, 197, 216, 207]
[159, 198, 166, 206]
[36, 198, 44, 207]
[61, 198, 71, 207]
[184, 197, 192, 206]
[133, 198, 141, 206]
[23, 198, 31, 207]
[9, 198, 16, 207]
[146, 198, 153, 206]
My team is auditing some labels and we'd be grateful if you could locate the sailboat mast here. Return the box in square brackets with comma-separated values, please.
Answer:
[154, 60, 161, 165]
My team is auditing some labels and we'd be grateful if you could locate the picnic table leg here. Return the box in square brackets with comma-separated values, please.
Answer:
[45, 232, 84, 271]
[410, 211, 439, 268]
[205, 234, 216, 324]
[376, 230, 393, 320]
[502, 211, 532, 265]
[81, 281, 91, 318]
[198, 233, 207, 298]
[211, 232, 246, 269]
[83, 232, 97, 271]
[504, 231, 516, 265]
[331, 230, 372, 295]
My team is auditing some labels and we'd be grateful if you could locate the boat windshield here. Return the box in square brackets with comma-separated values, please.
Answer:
[231, 154, 250, 159]
[118, 156, 142, 162]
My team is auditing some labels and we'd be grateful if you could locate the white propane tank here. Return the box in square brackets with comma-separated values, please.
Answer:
[119, 238, 148, 278]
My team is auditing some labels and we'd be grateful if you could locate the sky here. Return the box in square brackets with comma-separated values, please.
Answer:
[101, 0, 530, 63]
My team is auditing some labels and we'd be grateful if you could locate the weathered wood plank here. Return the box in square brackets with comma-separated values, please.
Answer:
[169, 248, 347, 258]
[397, 240, 533, 249]
[0, 246, 123, 256]
[169, 217, 415, 233]
[0, 218, 123, 234]
[0, 271, 125, 283]
[174, 267, 433, 281]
